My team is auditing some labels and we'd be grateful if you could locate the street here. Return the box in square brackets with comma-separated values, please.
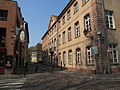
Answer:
[20, 70, 120, 90]
[0, 64, 120, 90]
[0, 78, 26, 89]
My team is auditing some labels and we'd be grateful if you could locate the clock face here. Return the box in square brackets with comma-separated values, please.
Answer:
[20, 31, 25, 41]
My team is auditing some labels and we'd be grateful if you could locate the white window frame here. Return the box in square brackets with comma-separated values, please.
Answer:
[58, 34, 61, 45]
[73, 2, 79, 13]
[62, 31, 66, 44]
[62, 16, 65, 25]
[109, 44, 119, 64]
[87, 47, 94, 64]
[67, 10, 71, 20]
[59, 53, 61, 63]
[75, 21, 80, 37]
[84, 14, 91, 32]
[76, 48, 81, 64]
[68, 50, 73, 65]
[58, 20, 61, 29]
[54, 38, 57, 48]
[63, 52, 66, 65]
[105, 10, 115, 29]
[83, 0, 89, 4]
[68, 27, 72, 41]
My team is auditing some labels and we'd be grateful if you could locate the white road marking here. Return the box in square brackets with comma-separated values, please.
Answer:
[0, 78, 26, 89]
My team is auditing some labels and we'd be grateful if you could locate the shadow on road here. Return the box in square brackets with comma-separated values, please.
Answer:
[25, 63, 68, 74]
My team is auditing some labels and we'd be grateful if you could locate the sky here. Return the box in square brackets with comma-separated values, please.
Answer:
[14, 0, 69, 47]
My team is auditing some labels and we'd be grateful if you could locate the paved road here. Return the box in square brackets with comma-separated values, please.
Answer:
[0, 78, 26, 90]
[21, 70, 120, 90]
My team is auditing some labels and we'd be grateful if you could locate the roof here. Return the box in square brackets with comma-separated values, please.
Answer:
[42, 0, 75, 40]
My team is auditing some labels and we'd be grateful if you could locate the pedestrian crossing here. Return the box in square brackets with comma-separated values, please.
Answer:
[0, 78, 26, 90]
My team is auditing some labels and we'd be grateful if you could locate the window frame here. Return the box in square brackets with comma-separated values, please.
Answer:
[87, 46, 94, 65]
[0, 10, 8, 21]
[105, 10, 116, 29]
[83, 0, 89, 5]
[62, 31, 66, 44]
[84, 14, 91, 32]
[62, 16, 65, 25]
[68, 50, 73, 65]
[75, 21, 80, 38]
[73, 2, 79, 14]
[68, 27, 72, 41]
[58, 34, 61, 45]
[63, 51, 66, 65]
[67, 10, 71, 20]
[76, 48, 81, 65]
[109, 43, 119, 64]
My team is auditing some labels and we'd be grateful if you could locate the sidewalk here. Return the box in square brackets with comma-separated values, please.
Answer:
[0, 74, 24, 80]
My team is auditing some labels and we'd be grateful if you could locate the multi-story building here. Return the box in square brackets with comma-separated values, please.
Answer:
[42, 0, 120, 74]
[31, 43, 42, 63]
[0, 0, 29, 74]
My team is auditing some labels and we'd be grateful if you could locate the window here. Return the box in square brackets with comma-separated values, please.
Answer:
[67, 10, 71, 20]
[109, 43, 119, 64]
[76, 48, 81, 64]
[49, 31, 51, 37]
[51, 29, 53, 35]
[54, 38, 57, 49]
[75, 21, 80, 37]
[62, 16, 65, 25]
[49, 42, 52, 48]
[73, 2, 79, 13]
[58, 53, 61, 63]
[83, 0, 89, 4]
[105, 10, 115, 29]
[0, 10, 8, 21]
[84, 14, 91, 32]
[87, 47, 94, 65]
[0, 28, 6, 47]
[58, 34, 61, 45]
[58, 20, 61, 29]
[62, 31, 66, 44]
[54, 25, 56, 32]
[68, 27, 72, 41]
[68, 50, 73, 65]
[63, 52, 66, 65]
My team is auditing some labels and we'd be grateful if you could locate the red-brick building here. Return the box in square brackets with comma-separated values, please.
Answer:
[0, 0, 29, 74]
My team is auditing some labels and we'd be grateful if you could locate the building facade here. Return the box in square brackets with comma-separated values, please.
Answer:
[42, 0, 120, 74]
[0, 0, 29, 74]
[31, 43, 42, 63]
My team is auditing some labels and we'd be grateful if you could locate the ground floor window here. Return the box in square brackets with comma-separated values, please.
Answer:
[109, 43, 119, 64]
[63, 52, 66, 65]
[87, 46, 94, 65]
[58, 53, 61, 64]
[76, 48, 81, 64]
[68, 50, 73, 65]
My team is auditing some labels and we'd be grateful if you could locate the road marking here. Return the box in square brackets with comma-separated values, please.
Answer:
[0, 78, 26, 89]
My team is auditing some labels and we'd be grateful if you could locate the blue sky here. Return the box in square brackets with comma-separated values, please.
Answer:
[15, 0, 69, 47]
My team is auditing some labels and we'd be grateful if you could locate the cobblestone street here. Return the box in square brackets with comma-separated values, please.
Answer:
[21, 70, 120, 90]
